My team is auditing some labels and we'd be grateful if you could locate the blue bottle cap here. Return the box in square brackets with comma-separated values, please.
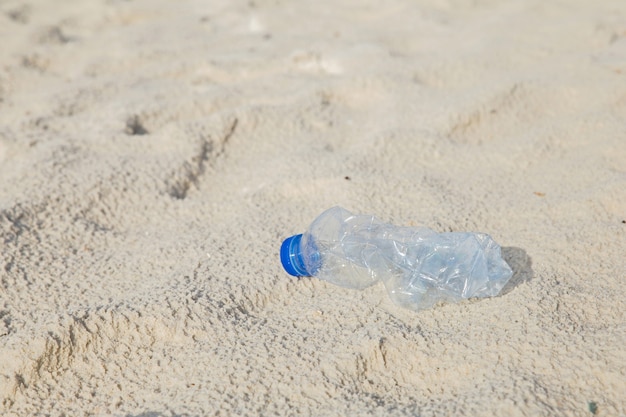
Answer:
[280, 234, 310, 277]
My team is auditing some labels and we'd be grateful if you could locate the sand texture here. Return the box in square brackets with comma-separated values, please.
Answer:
[1, 0, 626, 415]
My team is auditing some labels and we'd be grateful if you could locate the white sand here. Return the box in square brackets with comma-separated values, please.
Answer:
[1, 0, 625, 415]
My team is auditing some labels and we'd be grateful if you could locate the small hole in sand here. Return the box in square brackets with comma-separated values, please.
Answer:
[125, 116, 149, 135]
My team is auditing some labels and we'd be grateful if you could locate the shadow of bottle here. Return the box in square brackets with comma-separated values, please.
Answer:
[499, 246, 533, 295]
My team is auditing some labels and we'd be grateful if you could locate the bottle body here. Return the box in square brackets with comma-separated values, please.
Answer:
[281, 207, 513, 310]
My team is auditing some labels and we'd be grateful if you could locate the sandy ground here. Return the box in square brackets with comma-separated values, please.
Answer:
[1, 0, 625, 415]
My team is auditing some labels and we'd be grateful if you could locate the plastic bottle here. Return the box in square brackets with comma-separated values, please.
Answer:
[280, 206, 513, 310]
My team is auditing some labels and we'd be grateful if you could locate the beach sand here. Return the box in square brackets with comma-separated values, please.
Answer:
[1, 0, 625, 415]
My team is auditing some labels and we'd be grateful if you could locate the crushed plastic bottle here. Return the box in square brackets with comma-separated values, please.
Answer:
[280, 206, 513, 310]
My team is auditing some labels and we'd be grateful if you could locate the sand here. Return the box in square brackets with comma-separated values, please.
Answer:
[1, 0, 625, 415]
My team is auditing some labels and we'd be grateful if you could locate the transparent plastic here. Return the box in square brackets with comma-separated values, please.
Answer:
[282, 206, 513, 310]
